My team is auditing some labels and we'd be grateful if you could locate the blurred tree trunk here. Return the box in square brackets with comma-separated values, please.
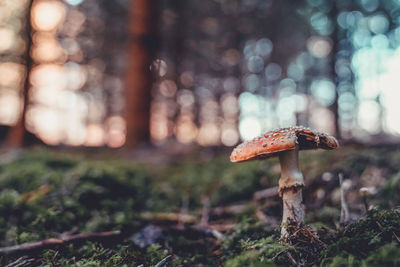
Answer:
[124, 0, 159, 148]
[5, 0, 34, 148]
[171, 0, 185, 139]
[330, 1, 341, 139]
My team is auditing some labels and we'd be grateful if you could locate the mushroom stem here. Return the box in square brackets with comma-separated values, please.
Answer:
[278, 148, 305, 238]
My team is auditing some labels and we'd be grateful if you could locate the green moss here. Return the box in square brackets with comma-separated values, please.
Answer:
[379, 172, 400, 208]
[151, 157, 276, 213]
[363, 242, 400, 267]
[222, 209, 400, 267]
[221, 220, 291, 266]
[306, 206, 340, 227]
[224, 236, 290, 267]
[320, 208, 400, 265]
[320, 243, 400, 267]
[39, 242, 170, 267]
[0, 150, 153, 246]
[1, 147, 400, 266]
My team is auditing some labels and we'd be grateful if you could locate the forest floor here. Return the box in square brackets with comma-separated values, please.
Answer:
[0, 145, 400, 266]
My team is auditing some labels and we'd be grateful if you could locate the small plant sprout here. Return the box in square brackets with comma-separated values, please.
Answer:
[360, 186, 376, 213]
[339, 173, 350, 226]
[230, 126, 339, 239]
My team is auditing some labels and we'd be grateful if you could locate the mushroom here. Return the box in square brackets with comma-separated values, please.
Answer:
[230, 126, 338, 238]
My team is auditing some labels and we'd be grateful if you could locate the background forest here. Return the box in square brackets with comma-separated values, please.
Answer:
[0, 0, 400, 266]
[1, 0, 400, 147]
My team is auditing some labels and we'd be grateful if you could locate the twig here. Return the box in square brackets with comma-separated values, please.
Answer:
[139, 212, 197, 224]
[286, 224, 326, 249]
[339, 173, 350, 226]
[286, 251, 298, 266]
[4, 256, 35, 267]
[271, 250, 286, 261]
[190, 222, 236, 233]
[154, 255, 172, 267]
[210, 230, 225, 240]
[58, 226, 79, 238]
[393, 231, 400, 244]
[247, 244, 260, 250]
[211, 203, 250, 216]
[0, 231, 121, 256]
[253, 186, 279, 201]
[255, 210, 279, 226]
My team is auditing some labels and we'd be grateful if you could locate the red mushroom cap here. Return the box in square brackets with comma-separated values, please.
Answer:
[230, 126, 339, 163]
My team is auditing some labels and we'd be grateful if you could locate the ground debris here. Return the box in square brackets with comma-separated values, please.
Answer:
[285, 223, 326, 266]
[0, 231, 121, 256]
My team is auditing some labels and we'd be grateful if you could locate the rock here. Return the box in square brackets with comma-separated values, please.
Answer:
[131, 224, 164, 249]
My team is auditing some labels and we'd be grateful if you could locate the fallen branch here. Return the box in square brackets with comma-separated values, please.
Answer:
[286, 251, 298, 266]
[58, 226, 79, 238]
[253, 186, 279, 201]
[139, 212, 197, 224]
[0, 231, 121, 256]
[211, 204, 251, 216]
[255, 210, 279, 226]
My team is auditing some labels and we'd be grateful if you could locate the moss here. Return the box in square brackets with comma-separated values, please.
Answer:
[320, 243, 400, 267]
[221, 220, 291, 266]
[0, 150, 153, 246]
[1, 147, 400, 266]
[224, 236, 290, 267]
[39, 242, 170, 267]
[150, 157, 276, 213]
[224, 249, 283, 267]
[222, 209, 400, 267]
[306, 206, 340, 227]
[216, 159, 277, 205]
[222, 219, 278, 255]
[320, 208, 400, 265]
[363, 242, 400, 267]
[379, 171, 400, 208]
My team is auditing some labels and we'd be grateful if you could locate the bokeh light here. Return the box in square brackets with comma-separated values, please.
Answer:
[31, 1, 66, 32]
[2, 0, 400, 148]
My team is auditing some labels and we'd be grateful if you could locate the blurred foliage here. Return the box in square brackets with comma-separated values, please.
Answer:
[151, 157, 277, 212]
[0, 146, 400, 265]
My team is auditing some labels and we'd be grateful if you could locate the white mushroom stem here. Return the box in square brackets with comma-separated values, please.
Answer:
[278, 148, 305, 238]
